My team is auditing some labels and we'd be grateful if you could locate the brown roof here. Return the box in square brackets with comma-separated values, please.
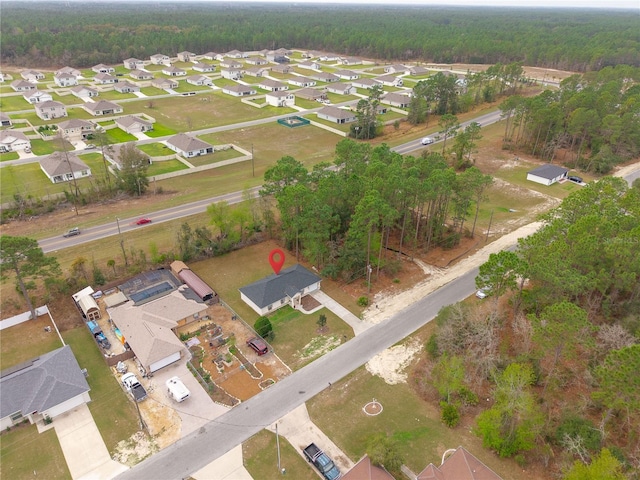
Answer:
[417, 447, 502, 480]
[342, 456, 395, 480]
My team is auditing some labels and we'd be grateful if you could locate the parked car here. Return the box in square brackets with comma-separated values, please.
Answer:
[303, 443, 341, 480]
[476, 289, 488, 299]
[85, 144, 96, 149]
[135, 217, 152, 225]
[246, 337, 268, 356]
[421, 137, 434, 145]
[568, 175, 583, 184]
[63, 227, 81, 237]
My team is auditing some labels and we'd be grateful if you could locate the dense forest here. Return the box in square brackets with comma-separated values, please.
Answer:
[1, 2, 638, 71]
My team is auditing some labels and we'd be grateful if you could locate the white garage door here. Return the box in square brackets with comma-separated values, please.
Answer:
[150, 352, 181, 372]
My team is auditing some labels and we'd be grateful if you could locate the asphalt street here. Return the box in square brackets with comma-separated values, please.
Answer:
[116, 267, 479, 480]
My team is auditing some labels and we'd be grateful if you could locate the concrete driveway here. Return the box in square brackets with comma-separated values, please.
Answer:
[52, 403, 128, 480]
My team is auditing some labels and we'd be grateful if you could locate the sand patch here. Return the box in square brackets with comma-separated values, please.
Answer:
[365, 339, 422, 385]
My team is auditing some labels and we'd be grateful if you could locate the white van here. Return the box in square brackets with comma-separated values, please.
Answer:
[166, 376, 190, 402]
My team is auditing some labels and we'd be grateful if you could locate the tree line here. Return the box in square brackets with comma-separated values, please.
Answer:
[1, 2, 638, 71]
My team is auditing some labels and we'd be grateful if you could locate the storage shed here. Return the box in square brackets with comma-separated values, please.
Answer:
[170, 261, 218, 303]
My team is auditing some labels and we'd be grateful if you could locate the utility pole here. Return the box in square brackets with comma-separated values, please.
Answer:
[276, 423, 282, 473]
[116, 217, 129, 266]
[486, 210, 494, 242]
[251, 143, 255, 177]
[367, 264, 372, 295]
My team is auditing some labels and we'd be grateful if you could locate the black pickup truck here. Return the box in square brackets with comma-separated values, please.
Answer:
[303, 443, 341, 480]
[121, 373, 148, 402]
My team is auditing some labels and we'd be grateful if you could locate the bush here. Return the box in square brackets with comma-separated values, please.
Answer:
[459, 386, 479, 406]
[555, 416, 602, 453]
[440, 402, 460, 427]
[357, 296, 369, 307]
[254, 316, 273, 340]
[426, 334, 439, 359]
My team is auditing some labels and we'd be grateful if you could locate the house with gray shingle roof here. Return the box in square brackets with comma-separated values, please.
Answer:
[40, 152, 91, 183]
[177, 51, 197, 62]
[239, 264, 321, 315]
[11, 80, 37, 92]
[104, 143, 150, 169]
[192, 62, 215, 73]
[334, 69, 360, 81]
[151, 78, 178, 90]
[54, 72, 79, 87]
[23, 90, 53, 104]
[21, 70, 45, 82]
[58, 119, 94, 141]
[150, 54, 171, 66]
[0, 130, 31, 153]
[310, 71, 339, 83]
[222, 84, 256, 96]
[526, 164, 568, 186]
[162, 66, 186, 77]
[92, 64, 115, 74]
[0, 345, 91, 430]
[130, 69, 154, 81]
[326, 83, 354, 95]
[166, 133, 213, 158]
[123, 58, 144, 70]
[70, 85, 99, 98]
[259, 79, 288, 92]
[115, 116, 153, 134]
[34, 101, 67, 120]
[382, 92, 412, 108]
[55, 66, 81, 78]
[93, 73, 119, 85]
[317, 105, 357, 124]
[82, 100, 123, 116]
[114, 81, 140, 94]
[187, 75, 213, 87]
[352, 77, 382, 90]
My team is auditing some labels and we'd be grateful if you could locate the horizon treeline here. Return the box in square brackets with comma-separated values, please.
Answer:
[1, 2, 638, 71]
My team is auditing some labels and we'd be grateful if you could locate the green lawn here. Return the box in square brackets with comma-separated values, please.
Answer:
[140, 87, 166, 96]
[0, 151, 19, 162]
[147, 159, 189, 176]
[186, 148, 244, 167]
[99, 90, 137, 101]
[0, 94, 31, 112]
[62, 327, 139, 453]
[0, 425, 71, 480]
[243, 430, 317, 480]
[138, 142, 172, 156]
[106, 128, 137, 143]
[144, 124, 176, 138]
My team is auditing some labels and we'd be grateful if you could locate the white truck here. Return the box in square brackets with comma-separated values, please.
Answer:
[121, 373, 147, 402]
[166, 376, 190, 402]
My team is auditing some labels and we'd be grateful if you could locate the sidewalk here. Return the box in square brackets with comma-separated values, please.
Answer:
[311, 290, 372, 336]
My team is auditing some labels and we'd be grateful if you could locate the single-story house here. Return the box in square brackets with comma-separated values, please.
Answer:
[0, 345, 91, 431]
[382, 92, 412, 108]
[70, 85, 99, 98]
[72, 286, 101, 321]
[526, 164, 569, 186]
[54, 72, 78, 87]
[334, 69, 360, 80]
[150, 54, 171, 65]
[107, 286, 207, 372]
[23, 90, 53, 104]
[271, 64, 292, 74]
[295, 87, 326, 101]
[239, 264, 322, 315]
[225, 49, 246, 59]
[301, 50, 321, 59]
[266, 51, 290, 63]
[130, 70, 154, 80]
[409, 65, 429, 76]
[114, 81, 140, 93]
[93, 73, 119, 85]
[243, 66, 270, 78]
[375, 74, 403, 87]
[310, 72, 339, 83]
[177, 51, 197, 62]
[272, 47, 292, 57]
[0, 130, 31, 153]
[34, 101, 67, 120]
[115, 115, 154, 134]
[341, 57, 363, 65]
[123, 58, 144, 70]
[202, 52, 218, 60]
[57, 119, 94, 141]
[166, 133, 214, 158]
[162, 66, 186, 77]
[417, 446, 503, 480]
[384, 64, 409, 75]
[259, 79, 288, 92]
[222, 84, 256, 96]
[192, 62, 215, 73]
[21, 70, 45, 82]
[245, 56, 268, 66]
[55, 66, 81, 78]
[40, 152, 91, 183]
[266, 91, 295, 107]
[151, 78, 178, 90]
[221, 69, 243, 80]
[288, 77, 316, 88]
[297, 61, 320, 71]
[11, 80, 36, 92]
[82, 100, 123, 116]
[220, 60, 243, 70]
[0, 112, 12, 127]
[352, 78, 382, 89]
[317, 105, 357, 124]
[104, 143, 150, 169]
[325, 83, 354, 95]
[92, 64, 115, 74]
[319, 53, 341, 62]
[342, 455, 395, 480]
[186, 75, 213, 87]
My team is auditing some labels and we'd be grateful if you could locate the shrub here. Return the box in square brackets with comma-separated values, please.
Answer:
[254, 316, 273, 339]
[440, 402, 460, 427]
[459, 386, 479, 406]
[357, 296, 369, 307]
[426, 334, 439, 359]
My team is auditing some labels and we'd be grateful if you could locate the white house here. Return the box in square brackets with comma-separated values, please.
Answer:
[123, 58, 144, 70]
[54, 72, 78, 87]
[92, 64, 115, 74]
[150, 54, 171, 66]
[130, 70, 154, 80]
[166, 133, 214, 158]
[0, 112, 12, 127]
[0, 346, 91, 431]
[177, 51, 197, 62]
[114, 81, 140, 93]
[245, 56, 268, 66]
[317, 105, 357, 124]
[115, 115, 154, 134]
[310, 72, 339, 83]
[266, 91, 295, 107]
[352, 78, 382, 89]
[239, 264, 321, 315]
[376, 74, 403, 87]
[93, 73, 119, 85]
[325, 83, 354, 95]
[21, 70, 45, 82]
[11, 80, 36, 92]
[382, 92, 412, 108]
[0, 130, 31, 153]
[162, 66, 186, 77]
[220, 60, 243, 70]
[288, 77, 316, 88]
[82, 100, 123, 116]
[334, 69, 360, 80]
[526, 164, 569, 186]
[34, 101, 67, 120]
[151, 78, 178, 90]
[70, 85, 99, 98]
[221, 69, 243, 80]
[186, 75, 213, 87]
[341, 57, 363, 66]
[58, 119, 94, 141]
[225, 49, 246, 59]
[23, 90, 53, 104]
[259, 79, 288, 92]
[222, 84, 256, 97]
[192, 62, 215, 73]
[385, 64, 409, 75]
[55, 66, 81, 78]
[39, 152, 91, 183]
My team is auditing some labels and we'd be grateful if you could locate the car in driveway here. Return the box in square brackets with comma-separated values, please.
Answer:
[476, 289, 488, 299]
[568, 175, 583, 184]
[63, 227, 81, 237]
[135, 217, 152, 225]
[246, 337, 269, 355]
[421, 137, 434, 145]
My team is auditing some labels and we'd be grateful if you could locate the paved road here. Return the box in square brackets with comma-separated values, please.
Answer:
[116, 267, 479, 480]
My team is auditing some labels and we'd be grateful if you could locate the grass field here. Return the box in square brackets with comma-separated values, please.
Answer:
[0, 94, 31, 112]
[187, 147, 243, 166]
[106, 128, 137, 143]
[243, 430, 317, 480]
[138, 142, 172, 156]
[147, 159, 189, 176]
[0, 151, 20, 162]
[99, 90, 137, 101]
[144, 123, 177, 138]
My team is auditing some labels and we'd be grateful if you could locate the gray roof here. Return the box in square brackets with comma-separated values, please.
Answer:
[167, 133, 212, 153]
[116, 115, 152, 129]
[318, 105, 356, 120]
[239, 264, 321, 308]
[0, 345, 90, 419]
[40, 152, 89, 176]
[528, 164, 568, 180]
[58, 118, 93, 129]
[84, 100, 121, 113]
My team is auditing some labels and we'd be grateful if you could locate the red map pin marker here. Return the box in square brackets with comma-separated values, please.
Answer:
[269, 248, 285, 275]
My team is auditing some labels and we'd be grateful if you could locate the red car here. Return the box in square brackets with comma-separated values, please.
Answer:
[135, 218, 152, 225]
